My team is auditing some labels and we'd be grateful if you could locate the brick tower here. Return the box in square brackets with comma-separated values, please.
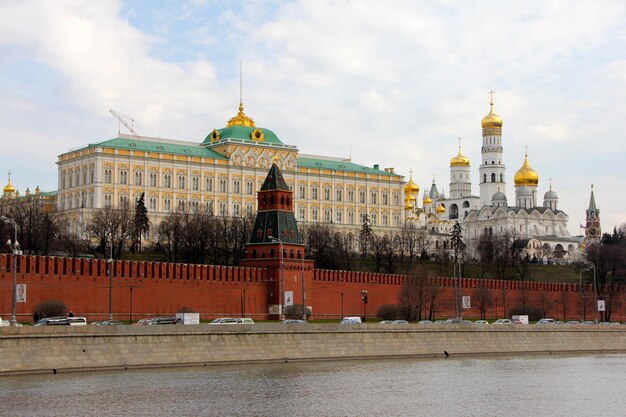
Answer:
[241, 159, 313, 320]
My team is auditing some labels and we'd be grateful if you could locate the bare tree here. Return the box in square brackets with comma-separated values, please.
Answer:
[369, 233, 387, 273]
[474, 283, 492, 320]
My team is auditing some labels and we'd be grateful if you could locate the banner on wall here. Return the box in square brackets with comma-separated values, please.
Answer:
[16, 284, 26, 303]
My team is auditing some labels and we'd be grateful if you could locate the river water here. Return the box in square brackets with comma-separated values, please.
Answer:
[1, 354, 624, 417]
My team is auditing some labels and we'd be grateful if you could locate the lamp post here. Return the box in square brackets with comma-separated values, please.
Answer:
[301, 247, 306, 321]
[107, 229, 115, 321]
[361, 290, 368, 322]
[269, 236, 285, 321]
[1, 216, 20, 326]
[340, 292, 344, 318]
[457, 258, 464, 320]
[578, 268, 586, 322]
[582, 260, 598, 323]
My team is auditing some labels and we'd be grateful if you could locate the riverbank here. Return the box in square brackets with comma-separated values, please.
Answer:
[1, 324, 625, 375]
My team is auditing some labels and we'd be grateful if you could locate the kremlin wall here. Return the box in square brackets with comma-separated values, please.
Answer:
[1, 253, 624, 322]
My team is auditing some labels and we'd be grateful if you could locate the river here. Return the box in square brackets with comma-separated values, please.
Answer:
[1, 354, 624, 416]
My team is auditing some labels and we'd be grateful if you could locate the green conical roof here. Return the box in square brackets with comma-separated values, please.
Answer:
[260, 162, 289, 191]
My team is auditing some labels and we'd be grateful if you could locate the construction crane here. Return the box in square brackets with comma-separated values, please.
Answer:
[109, 108, 140, 138]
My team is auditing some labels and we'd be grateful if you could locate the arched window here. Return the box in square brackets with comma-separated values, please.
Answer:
[500, 173, 503, 182]
[483, 174, 487, 183]
[491, 173, 496, 182]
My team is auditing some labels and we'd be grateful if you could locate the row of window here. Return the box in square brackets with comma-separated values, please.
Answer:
[299, 185, 398, 205]
[62, 167, 95, 189]
[482, 173, 504, 183]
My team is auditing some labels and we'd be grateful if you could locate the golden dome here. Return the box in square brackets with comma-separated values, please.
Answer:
[404, 201, 414, 210]
[226, 101, 256, 127]
[423, 193, 432, 204]
[481, 101, 503, 129]
[404, 177, 420, 194]
[3, 178, 15, 194]
[450, 145, 470, 167]
[514, 153, 539, 186]
[436, 202, 446, 213]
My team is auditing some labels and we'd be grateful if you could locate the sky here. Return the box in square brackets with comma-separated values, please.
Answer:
[0, 0, 625, 235]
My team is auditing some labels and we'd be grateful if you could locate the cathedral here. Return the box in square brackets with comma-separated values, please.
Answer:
[403, 96, 582, 262]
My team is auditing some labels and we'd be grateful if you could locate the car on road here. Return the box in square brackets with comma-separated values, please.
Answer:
[146, 317, 180, 325]
[34, 316, 87, 326]
[392, 320, 409, 324]
[210, 317, 255, 324]
[580, 321, 595, 325]
[537, 318, 555, 325]
[100, 320, 123, 325]
[493, 319, 512, 325]
[474, 320, 489, 325]
[566, 321, 580, 325]
[417, 320, 432, 325]
[340, 317, 362, 324]
[281, 319, 306, 324]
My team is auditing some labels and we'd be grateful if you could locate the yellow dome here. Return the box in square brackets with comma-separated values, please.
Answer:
[3, 179, 15, 194]
[514, 154, 539, 186]
[436, 202, 446, 213]
[226, 101, 255, 127]
[423, 194, 432, 204]
[450, 145, 470, 167]
[404, 177, 419, 194]
[481, 101, 503, 129]
[404, 201, 414, 210]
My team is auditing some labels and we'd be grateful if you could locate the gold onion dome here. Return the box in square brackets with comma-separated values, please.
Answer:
[3, 179, 15, 194]
[404, 177, 419, 194]
[423, 193, 432, 204]
[405, 194, 416, 203]
[226, 101, 255, 127]
[481, 101, 503, 129]
[514, 153, 539, 186]
[404, 201, 414, 210]
[436, 202, 446, 213]
[450, 146, 470, 167]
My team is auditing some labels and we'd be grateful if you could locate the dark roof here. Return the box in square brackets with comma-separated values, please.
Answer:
[260, 163, 289, 192]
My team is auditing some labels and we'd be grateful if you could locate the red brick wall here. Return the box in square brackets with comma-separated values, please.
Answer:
[0, 254, 623, 322]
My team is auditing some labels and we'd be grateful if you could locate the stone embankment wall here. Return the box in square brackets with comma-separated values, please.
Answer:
[1, 325, 625, 375]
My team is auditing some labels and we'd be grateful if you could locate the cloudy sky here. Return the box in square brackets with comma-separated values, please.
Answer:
[1, 0, 625, 234]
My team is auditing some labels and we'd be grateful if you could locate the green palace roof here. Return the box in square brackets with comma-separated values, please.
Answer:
[85, 138, 227, 159]
[296, 157, 401, 176]
[202, 126, 284, 146]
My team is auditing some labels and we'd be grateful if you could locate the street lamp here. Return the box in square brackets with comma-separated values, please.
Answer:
[361, 290, 368, 322]
[578, 268, 588, 322]
[1, 216, 21, 326]
[269, 236, 285, 321]
[107, 229, 116, 321]
[582, 260, 598, 323]
[301, 247, 306, 321]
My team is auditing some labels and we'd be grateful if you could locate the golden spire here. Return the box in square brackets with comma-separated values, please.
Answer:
[450, 137, 470, 167]
[3, 170, 15, 194]
[226, 60, 256, 127]
[481, 90, 503, 129]
[404, 169, 420, 194]
[514, 148, 539, 186]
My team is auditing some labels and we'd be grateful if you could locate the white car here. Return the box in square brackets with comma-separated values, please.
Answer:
[537, 318, 555, 325]
[474, 320, 489, 325]
[210, 318, 254, 324]
[340, 317, 362, 324]
[493, 319, 512, 324]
